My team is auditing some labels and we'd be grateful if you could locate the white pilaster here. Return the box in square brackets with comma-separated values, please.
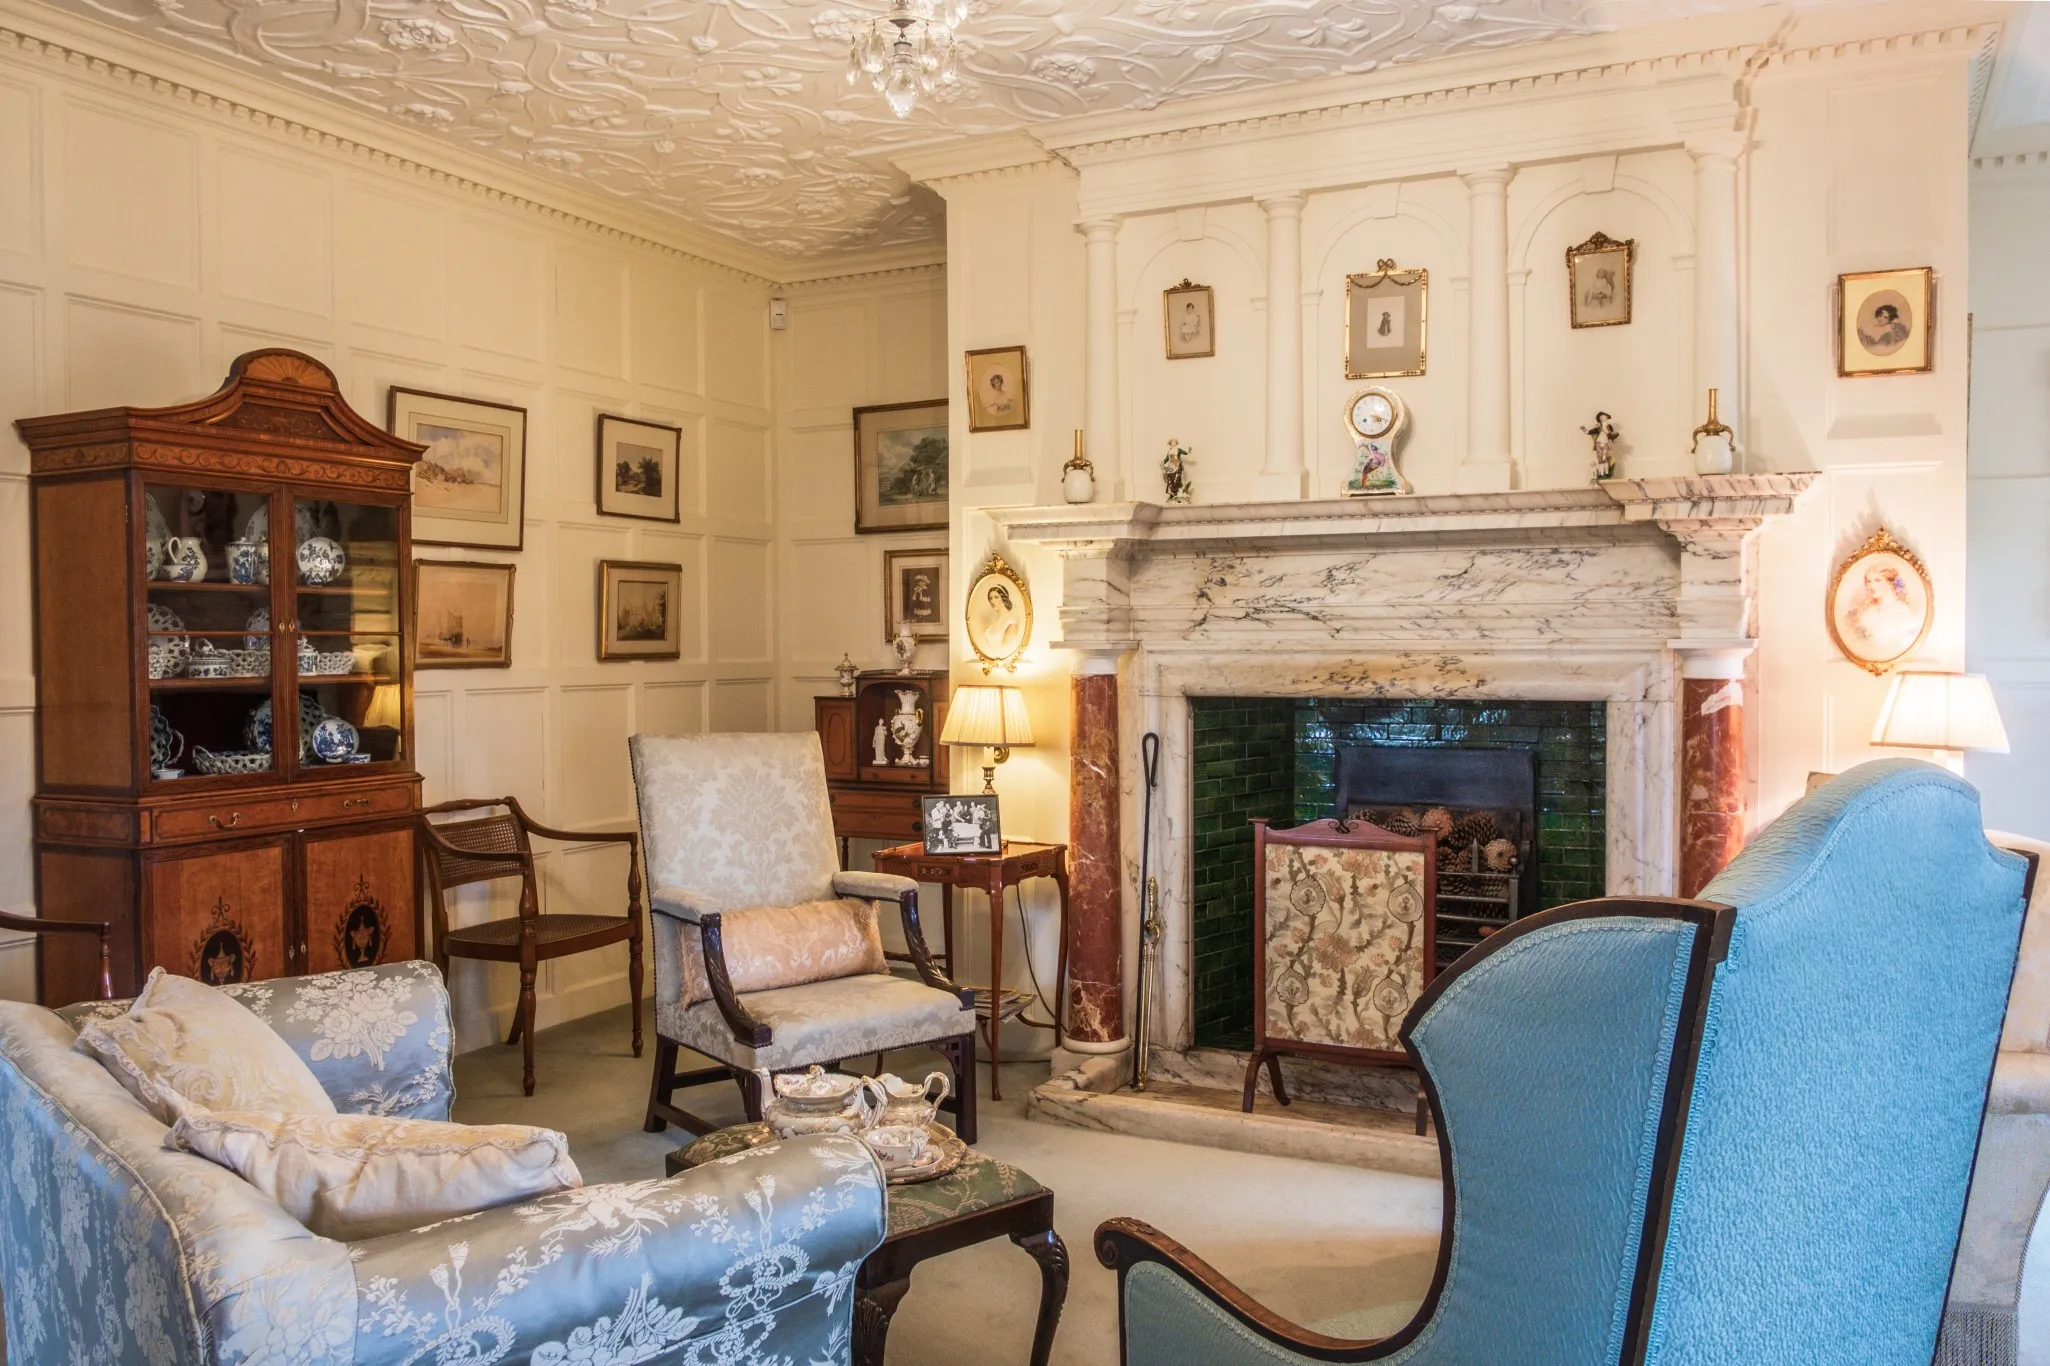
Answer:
[1081, 217, 1124, 500]
[1256, 193, 1308, 501]
[1459, 166, 1513, 493]
[1687, 134, 1744, 459]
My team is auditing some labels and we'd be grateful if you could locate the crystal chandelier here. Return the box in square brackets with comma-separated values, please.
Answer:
[845, 0, 966, 119]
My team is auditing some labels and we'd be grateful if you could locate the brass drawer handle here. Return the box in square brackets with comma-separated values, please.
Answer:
[341, 797, 372, 810]
[207, 812, 241, 830]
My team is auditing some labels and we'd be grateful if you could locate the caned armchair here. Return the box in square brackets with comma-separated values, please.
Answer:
[1099, 759, 2028, 1366]
[629, 731, 979, 1140]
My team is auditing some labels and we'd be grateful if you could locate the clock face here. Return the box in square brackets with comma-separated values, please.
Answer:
[1350, 391, 1396, 438]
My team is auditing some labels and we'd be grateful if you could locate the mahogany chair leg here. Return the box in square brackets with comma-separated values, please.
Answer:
[1241, 1049, 1264, 1113]
[645, 1037, 679, 1133]
[737, 1067, 764, 1122]
[1265, 1050, 1290, 1107]
[516, 962, 537, 1097]
[628, 926, 644, 1059]
[936, 1032, 978, 1144]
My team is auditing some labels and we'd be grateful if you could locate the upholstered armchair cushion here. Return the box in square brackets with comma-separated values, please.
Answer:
[674, 898, 888, 1006]
[660, 972, 976, 1072]
[832, 870, 919, 902]
[628, 732, 841, 913]
[62, 960, 457, 1121]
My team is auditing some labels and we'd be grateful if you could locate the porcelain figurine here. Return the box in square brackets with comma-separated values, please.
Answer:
[888, 688, 928, 767]
[227, 540, 269, 585]
[1160, 438, 1194, 504]
[310, 716, 358, 763]
[871, 717, 890, 766]
[835, 653, 860, 697]
[892, 619, 918, 674]
[160, 536, 207, 583]
[296, 536, 346, 586]
[1582, 411, 1620, 482]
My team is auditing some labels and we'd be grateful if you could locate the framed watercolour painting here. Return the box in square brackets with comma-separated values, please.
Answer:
[885, 546, 948, 644]
[1838, 267, 1933, 377]
[1345, 261, 1428, 379]
[965, 346, 1030, 432]
[598, 559, 683, 661]
[854, 399, 948, 535]
[1164, 279, 1215, 359]
[596, 413, 682, 523]
[414, 560, 515, 669]
[1826, 528, 1932, 674]
[388, 387, 528, 551]
[1566, 231, 1634, 328]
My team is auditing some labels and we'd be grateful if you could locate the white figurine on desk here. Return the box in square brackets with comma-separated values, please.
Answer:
[872, 717, 890, 766]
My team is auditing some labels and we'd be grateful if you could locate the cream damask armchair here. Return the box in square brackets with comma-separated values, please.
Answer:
[630, 731, 979, 1140]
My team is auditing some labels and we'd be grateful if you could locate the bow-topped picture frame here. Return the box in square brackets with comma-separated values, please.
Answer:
[1345, 259, 1429, 379]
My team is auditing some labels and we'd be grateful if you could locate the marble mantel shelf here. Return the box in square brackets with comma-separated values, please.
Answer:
[987, 473, 1818, 554]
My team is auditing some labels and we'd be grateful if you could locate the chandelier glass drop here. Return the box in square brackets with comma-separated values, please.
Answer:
[846, 0, 966, 118]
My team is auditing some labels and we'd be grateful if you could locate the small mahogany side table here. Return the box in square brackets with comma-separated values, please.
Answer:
[870, 840, 1070, 1100]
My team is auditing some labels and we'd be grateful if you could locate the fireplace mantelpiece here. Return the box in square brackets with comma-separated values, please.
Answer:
[995, 474, 1815, 1068]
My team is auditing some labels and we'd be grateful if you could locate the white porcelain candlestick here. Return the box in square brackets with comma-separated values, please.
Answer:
[1692, 388, 1734, 475]
[1063, 429, 1096, 504]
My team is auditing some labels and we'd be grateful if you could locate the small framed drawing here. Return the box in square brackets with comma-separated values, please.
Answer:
[595, 413, 682, 522]
[885, 547, 948, 644]
[922, 794, 1001, 856]
[597, 559, 683, 662]
[388, 388, 528, 551]
[964, 346, 1030, 432]
[1566, 231, 1635, 328]
[1839, 267, 1933, 377]
[854, 399, 948, 535]
[1826, 528, 1932, 674]
[1345, 261, 1428, 379]
[414, 560, 516, 669]
[964, 552, 1031, 674]
[1164, 279, 1215, 360]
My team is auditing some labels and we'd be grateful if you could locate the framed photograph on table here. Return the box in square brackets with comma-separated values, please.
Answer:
[885, 547, 948, 644]
[964, 346, 1029, 432]
[597, 559, 683, 661]
[1838, 267, 1933, 377]
[922, 794, 1001, 856]
[854, 399, 948, 535]
[1164, 279, 1215, 359]
[1345, 262, 1428, 379]
[388, 387, 528, 551]
[1566, 231, 1635, 328]
[414, 560, 516, 669]
[595, 413, 682, 522]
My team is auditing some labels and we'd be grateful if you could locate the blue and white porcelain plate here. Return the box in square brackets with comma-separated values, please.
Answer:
[310, 717, 358, 763]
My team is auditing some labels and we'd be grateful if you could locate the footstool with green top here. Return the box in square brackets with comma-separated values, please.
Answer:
[669, 1123, 1068, 1366]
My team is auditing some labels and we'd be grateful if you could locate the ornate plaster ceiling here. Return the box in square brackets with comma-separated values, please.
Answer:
[40, 0, 1796, 262]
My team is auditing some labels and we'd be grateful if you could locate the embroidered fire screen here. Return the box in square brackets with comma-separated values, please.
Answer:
[1247, 817, 1437, 1107]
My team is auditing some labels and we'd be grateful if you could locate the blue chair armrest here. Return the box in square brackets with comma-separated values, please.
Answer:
[350, 1134, 889, 1366]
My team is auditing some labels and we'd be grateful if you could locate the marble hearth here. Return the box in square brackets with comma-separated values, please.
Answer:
[995, 476, 1816, 1164]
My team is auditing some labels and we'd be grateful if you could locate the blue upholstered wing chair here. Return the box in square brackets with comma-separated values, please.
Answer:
[1097, 759, 2028, 1366]
[0, 961, 890, 1364]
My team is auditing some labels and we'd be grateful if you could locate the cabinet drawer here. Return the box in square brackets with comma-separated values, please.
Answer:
[828, 789, 925, 840]
[155, 786, 412, 841]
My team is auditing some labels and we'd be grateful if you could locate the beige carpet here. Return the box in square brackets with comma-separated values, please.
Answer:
[453, 1004, 1441, 1366]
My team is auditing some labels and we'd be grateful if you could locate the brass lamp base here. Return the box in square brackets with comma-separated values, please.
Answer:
[979, 745, 1011, 794]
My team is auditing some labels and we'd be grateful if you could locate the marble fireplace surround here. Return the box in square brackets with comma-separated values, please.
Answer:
[993, 474, 1816, 1063]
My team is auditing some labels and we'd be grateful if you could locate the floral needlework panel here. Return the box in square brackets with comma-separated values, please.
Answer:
[1263, 845, 1428, 1052]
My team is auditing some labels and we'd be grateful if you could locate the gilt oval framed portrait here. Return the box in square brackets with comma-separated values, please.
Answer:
[964, 552, 1031, 674]
[1826, 528, 1932, 675]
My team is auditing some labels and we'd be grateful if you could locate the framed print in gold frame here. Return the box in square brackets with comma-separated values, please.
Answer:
[1838, 267, 1933, 377]
[414, 559, 515, 669]
[884, 546, 948, 644]
[963, 552, 1031, 674]
[853, 399, 948, 535]
[597, 559, 683, 662]
[965, 346, 1030, 432]
[1163, 279, 1215, 360]
[1566, 231, 1635, 328]
[1825, 528, 1932, 675]
[1345, 261, 1428, 379]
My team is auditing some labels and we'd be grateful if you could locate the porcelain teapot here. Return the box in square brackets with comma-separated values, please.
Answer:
[759, 1066, 885, 1139]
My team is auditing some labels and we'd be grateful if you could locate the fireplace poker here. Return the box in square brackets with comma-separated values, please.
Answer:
[1133, 731, 1163, 1091]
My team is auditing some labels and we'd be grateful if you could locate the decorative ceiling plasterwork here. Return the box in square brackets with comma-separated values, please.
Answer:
[36, 0, 1827, 261]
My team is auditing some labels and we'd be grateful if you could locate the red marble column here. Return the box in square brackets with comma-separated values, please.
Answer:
[1679, 676, 1746, 898]
[1065, 670, 1126, 1046]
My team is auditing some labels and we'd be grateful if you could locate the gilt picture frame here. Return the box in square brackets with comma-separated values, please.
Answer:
[414, 559, 516, 669]
[964, 552, 1031, 675]
[1345, 261, 1428, 379]
[595, 413, 683, 523]
[1838, 267, 1934, 378]
[388, 387, 529, 551]
[1825, 527, 1933, 675]
[1566, 231, 1635, 328]
[1163, 279, 1216, 360]
[885, 546, 949, 644]
[597, 559, 683, 662]
[854, 399, 949, 535]
[964, 346, 1030, 432]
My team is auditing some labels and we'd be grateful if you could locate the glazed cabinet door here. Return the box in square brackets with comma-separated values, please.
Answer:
[300, 823, 419, 974]
[142, 838, 292, 986]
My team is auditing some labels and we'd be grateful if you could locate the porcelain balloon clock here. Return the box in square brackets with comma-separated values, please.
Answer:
[1343, 386, 1410, 496]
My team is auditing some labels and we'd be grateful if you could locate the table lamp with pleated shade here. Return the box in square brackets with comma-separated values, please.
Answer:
[1871, 671, 2010, 756]
[939, 684, 1034, 793]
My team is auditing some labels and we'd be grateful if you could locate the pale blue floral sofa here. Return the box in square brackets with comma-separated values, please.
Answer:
[0, 959, 889, 1364]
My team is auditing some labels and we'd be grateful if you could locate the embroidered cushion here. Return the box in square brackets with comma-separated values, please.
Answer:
[675, 898, 888, 1006]
[73, 968, 336, 1124]
[167, 1110, 583, 1241]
